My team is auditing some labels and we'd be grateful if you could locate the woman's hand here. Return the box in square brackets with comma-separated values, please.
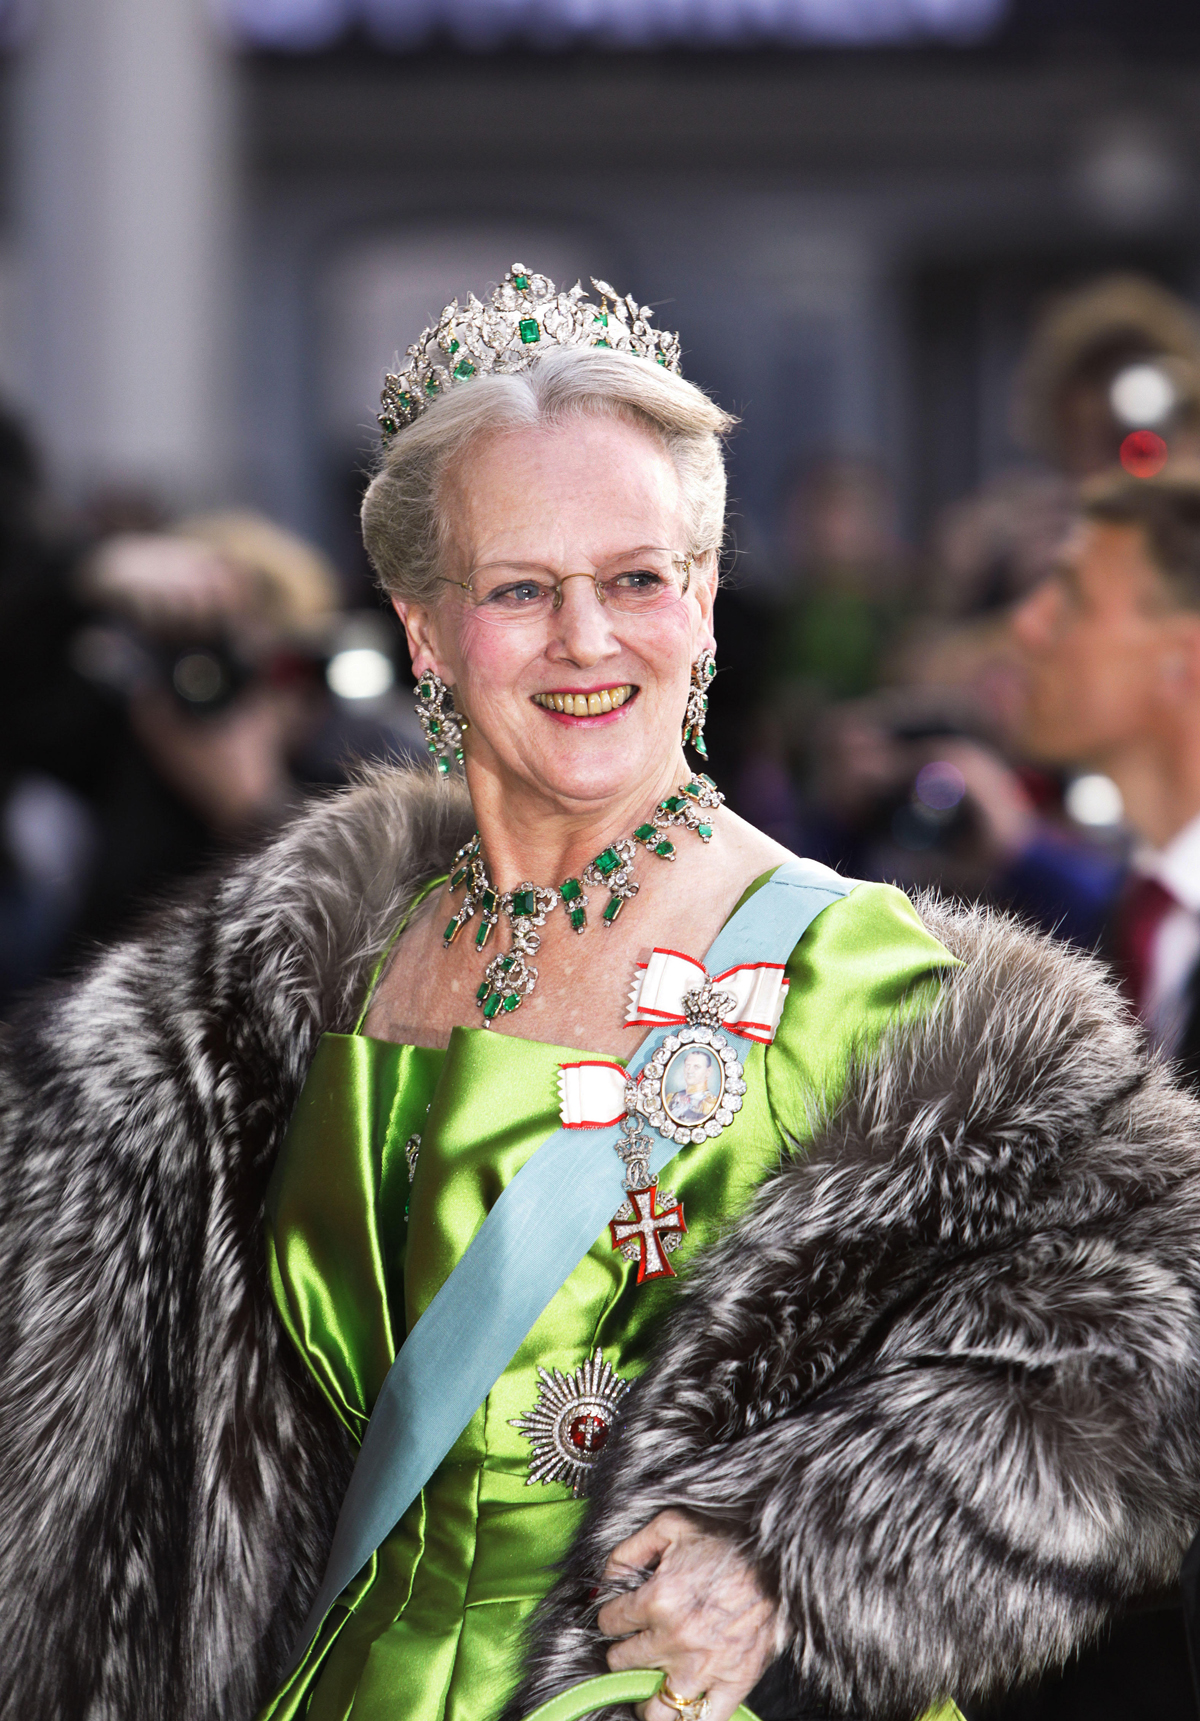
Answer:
[597, 1511, 780, 1721]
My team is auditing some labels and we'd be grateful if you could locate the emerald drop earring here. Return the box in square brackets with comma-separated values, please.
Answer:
[682, 650, 715, 759]
[415, 672, 467, 776]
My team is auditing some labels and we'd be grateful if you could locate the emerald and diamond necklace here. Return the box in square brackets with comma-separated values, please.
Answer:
[443, 774, 724, 1023]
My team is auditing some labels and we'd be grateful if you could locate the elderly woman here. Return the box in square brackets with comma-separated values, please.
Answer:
[4, 268, 1200, 1721]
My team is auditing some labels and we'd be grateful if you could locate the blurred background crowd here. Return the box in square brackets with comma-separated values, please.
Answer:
[7, 0, 1200, 1095]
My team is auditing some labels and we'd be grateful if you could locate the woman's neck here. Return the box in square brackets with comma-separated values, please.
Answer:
[464, 752, 693, 888]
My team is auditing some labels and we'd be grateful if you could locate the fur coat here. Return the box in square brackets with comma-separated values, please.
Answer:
[2, 764, 1200, 1721]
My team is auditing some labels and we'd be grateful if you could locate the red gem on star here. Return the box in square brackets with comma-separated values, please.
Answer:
[568, 1412, 610, 1453]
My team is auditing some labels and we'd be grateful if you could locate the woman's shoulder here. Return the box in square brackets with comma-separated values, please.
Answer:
[763, 872, 1152, 1155]
[727, 824, 951, 978]
[786, 870, 955, 970]
[258, 762, 472, 920]
[756, 864, 958, 1136]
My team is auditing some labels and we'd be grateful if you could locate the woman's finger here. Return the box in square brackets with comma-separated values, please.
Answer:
[597, 1587, 653, 1640]
[603, 1513, 679, 1580]
[605, 1627, 660, 1672]
[634, 1673, 745, 1721]
[635, 1696, 685, 1721]
[696, 1681, 754, 1721]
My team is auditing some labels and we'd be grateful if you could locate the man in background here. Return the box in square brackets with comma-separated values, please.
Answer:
[1008, 465, 1200, 1719]
[1013, 469, 1200, 1076]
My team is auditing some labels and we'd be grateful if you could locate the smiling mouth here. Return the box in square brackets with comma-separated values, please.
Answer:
[531, 684, 636, 716]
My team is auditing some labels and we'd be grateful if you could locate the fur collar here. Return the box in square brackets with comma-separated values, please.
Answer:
[0, 765, 473, 1720]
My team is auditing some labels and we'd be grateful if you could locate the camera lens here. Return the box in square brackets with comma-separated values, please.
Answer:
[172, 650, 226, 706]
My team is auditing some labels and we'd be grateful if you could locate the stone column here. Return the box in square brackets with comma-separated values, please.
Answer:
[14, 0, 238, 506]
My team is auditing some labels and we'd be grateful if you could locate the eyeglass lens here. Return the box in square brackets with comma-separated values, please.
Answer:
[457, 554, 691, 624]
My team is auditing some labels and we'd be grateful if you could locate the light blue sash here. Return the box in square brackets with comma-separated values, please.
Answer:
[290, 857, 850, 1667]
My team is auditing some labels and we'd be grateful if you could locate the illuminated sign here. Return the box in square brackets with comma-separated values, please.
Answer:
[225, 0, 1007, 51]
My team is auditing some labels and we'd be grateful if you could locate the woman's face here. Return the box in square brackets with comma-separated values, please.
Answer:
[396, 413, 717, 813]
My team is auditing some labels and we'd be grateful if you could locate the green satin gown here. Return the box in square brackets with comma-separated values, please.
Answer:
[259, 873, 956, 1721]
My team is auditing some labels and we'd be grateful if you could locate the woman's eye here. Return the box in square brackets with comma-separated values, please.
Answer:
[610, 569, 663, 592]
[486, 581, 551, 605]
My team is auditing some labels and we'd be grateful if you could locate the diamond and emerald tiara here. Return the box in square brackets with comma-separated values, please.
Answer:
[377, 263, 683, 443]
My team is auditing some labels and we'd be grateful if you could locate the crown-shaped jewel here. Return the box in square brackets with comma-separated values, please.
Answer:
[680, 979, 738, 1030]
[378, 263, 683, 442]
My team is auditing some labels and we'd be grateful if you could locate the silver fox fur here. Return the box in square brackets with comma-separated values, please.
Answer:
[1, 764, 1199, 1720]
[0, 767, 474, 1720]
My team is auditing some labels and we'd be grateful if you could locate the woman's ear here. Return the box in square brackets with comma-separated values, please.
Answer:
[392, 595, 448, 683]
[691, 551, 719, 652]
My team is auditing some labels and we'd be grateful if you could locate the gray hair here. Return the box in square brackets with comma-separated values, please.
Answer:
[361, 344, 736, 606]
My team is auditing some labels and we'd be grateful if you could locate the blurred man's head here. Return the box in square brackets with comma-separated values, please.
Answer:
[1012, 470, 1200, 839]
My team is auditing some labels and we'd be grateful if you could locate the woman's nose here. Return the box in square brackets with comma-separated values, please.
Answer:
[549, 575, 618, 662]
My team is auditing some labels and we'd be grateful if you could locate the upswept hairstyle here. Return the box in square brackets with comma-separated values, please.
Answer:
[361, 344, 736, 606]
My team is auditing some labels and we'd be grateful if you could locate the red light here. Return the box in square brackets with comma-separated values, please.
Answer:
[1120, 429, 1168, 478]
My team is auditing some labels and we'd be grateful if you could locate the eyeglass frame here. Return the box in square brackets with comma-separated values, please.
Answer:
[437, 549, 696, 611]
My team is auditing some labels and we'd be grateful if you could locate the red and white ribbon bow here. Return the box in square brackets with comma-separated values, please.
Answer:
[625, 947, 788, 1042]
[558, 1060, 629, 1130]
[557, 948, 787, 1130]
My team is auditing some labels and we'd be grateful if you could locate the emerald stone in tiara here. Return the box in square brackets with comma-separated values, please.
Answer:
[378, 263, 683, 442]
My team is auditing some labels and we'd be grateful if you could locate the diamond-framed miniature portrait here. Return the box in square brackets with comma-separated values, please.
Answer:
[628, 1026, 747, 1147]
[662, 1045, 724, 1128]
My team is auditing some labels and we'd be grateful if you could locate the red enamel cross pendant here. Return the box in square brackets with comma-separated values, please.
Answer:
[609, 1181, 687, 1283]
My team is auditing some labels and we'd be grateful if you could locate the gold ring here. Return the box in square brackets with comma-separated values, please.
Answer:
[658, 1676, 710, 1721]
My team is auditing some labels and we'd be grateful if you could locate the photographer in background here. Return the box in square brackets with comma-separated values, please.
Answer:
[1, 505, 413, 1009]
[76, 511, 339, 841]
[802, 687, 1125, 951]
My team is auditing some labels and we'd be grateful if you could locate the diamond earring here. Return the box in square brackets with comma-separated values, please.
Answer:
[682, 650, 715, 759]
[415, 671, 467, 776]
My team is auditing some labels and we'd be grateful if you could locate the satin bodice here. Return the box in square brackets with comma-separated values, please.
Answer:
[259, 876, 954, 1721]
